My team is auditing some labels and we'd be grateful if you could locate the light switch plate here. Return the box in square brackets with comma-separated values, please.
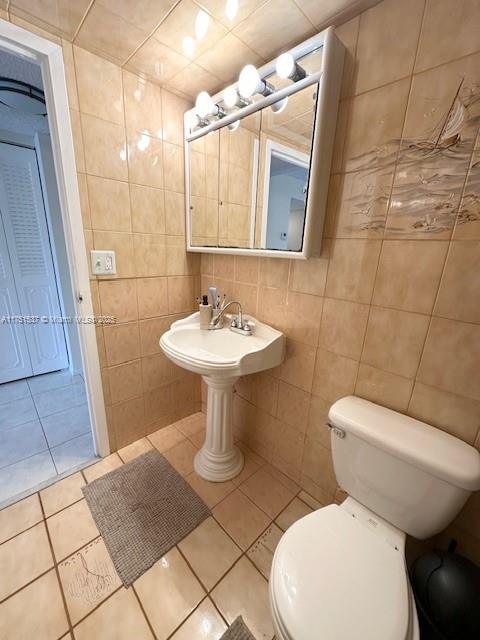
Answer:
[91, 250, 117, 275]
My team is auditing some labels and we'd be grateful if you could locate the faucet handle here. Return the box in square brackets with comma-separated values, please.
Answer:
[230, 315, 252, 335]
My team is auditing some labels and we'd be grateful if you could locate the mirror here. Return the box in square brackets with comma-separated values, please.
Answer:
[255, 83, 317, 251]
[189, 129, 219, 246]
[185, 28, 344, 258]
[218, 112, 260, 248]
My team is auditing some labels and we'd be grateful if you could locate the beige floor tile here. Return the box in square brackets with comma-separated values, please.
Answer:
[148, 424, 185, 452]
[117, 437, 153, 463]
[40, 472, 85, 517]
[174, 412, 206, 438]
[189, 430, 206, 448]
[298, 490, 323, 510]
[232, 443, 265, 486]
[73, 586, 153, 640]
[0, 570, 68, 640]
[275, 497, 313, 532]
[59, 537, 121, 625]
[171, 597, 227, 640]
[0, 522, 53, 601]
[264, 465, 300, 494]
[83, 453, 123, 483]
[213, 490, 270, 551]
[163, 439, 198, 476]
[211, 557, 274, 640]
[239, 469, 295, 519]
[47, 499, 99, 561]
[0, 494, 43, 544]
[135, 547, 205, 639]
[247, 523, 283, 580]
[179, 517, 241, 591]
[186, 473, 236, 509]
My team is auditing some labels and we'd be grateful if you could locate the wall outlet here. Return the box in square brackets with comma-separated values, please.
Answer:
[91, 250, 116, 275]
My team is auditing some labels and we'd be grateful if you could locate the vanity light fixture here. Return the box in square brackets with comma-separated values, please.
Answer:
[223, 86, 250, 109]
[276, 52, 307, 82]
[225, 0, 239, 21]
[238, 64, 275, 98]
[195, 91, 225, 119]
[195, 9, 210, 40]
[186, 111, 208, 131]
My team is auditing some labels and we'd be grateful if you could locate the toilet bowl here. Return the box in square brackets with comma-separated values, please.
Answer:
[270, 499, 420, 640]
[269, 396, 480, 640]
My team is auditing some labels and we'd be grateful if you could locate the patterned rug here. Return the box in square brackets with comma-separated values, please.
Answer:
[82, 449, 210, 585]
[220, 616, 257, 639]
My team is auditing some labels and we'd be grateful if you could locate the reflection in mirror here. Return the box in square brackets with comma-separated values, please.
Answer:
[190, 129, 220, 246]
[255, 83, 317, 250]
[218, 112, 260, 248]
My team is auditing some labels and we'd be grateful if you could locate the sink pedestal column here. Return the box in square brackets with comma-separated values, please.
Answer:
[194, 375, 244, 482]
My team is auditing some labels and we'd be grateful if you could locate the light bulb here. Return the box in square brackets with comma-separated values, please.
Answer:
[276, 52, 306, 82]
[195, 9, 209, 40]
[186, 111, 201, 131]
[271, 97, 288, 114]
[182, 35, 195, 57]
[238, 65, 262, 98]
[195, 91, 215, 118]
[276, 53, 295, 79]
[225, 0, 238, 21]
[223, 86, 238, 109]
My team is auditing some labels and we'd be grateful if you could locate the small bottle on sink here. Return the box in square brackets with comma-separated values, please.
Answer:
[199, 294, 212, 330]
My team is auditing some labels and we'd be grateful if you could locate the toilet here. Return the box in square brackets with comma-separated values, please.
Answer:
[270, 396, 480, 640]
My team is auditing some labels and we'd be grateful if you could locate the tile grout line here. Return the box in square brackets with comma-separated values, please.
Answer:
[131, 584, 159, 640]
[38, 492, 76, 639]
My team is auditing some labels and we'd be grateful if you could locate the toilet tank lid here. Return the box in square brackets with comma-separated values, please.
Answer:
[329, 397, 480, 491]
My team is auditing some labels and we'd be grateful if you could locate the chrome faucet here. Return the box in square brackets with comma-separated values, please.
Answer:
[209, 300, 252, 335]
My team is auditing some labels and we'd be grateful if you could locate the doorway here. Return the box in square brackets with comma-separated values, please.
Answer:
[0, 20, 109, 506]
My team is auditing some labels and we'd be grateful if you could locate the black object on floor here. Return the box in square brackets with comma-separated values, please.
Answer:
[411, 543, 480, 639]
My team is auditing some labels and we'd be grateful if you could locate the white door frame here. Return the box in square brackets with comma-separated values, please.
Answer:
[260, 138, 310, 248]
[0, 18, 110, 457]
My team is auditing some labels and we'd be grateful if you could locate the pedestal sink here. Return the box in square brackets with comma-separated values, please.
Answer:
[160, 312, 285, 481]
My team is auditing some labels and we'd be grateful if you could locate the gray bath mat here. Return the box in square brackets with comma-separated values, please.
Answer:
[221, 617, 256, 640]
[82, 449, 210, 586]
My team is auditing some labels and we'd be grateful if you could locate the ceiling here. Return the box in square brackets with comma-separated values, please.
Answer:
[3, 0, 380, 99]
[0, 48, 49, 135]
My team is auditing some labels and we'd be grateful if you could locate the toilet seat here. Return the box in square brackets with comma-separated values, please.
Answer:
[270, 503, 418, 640]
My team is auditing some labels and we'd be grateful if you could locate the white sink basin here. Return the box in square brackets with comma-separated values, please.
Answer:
[160, 312, 285, 482]
[160, 312, 285, 377]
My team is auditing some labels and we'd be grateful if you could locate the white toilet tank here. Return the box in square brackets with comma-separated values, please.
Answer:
[328, 396, 480, 539]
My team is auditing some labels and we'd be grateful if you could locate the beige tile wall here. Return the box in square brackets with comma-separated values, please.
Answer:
[69, 53, 202, 450]
[78, 55, 202, 450]
[0, 14, 201, 450]
[201, 0, 480, 562]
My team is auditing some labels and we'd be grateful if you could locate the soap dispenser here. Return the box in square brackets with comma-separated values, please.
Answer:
[199, 294, 212, 329]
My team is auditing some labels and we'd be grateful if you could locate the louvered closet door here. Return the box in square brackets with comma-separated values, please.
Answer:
[0, 142, 68, 378]
[0, 212, 33, 383]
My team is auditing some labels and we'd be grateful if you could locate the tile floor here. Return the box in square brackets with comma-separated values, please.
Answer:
[0, 412, 324, 640]
[0, 371, 96, 505]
